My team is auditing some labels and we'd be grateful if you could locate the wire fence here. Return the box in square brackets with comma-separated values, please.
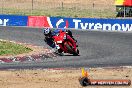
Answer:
[0, 0, 131, 18]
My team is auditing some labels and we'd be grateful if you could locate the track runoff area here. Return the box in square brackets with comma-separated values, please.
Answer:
[0, 26, 132, 87]
[0, 26, 132, 69]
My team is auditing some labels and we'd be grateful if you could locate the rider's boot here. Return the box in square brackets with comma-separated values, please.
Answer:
[71, 37, 78, 47]
[66, 30, 78, 47]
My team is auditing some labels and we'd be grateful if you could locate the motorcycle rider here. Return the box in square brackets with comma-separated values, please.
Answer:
[43, 28, 77, 55]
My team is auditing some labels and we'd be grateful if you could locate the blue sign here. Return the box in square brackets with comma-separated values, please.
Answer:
[0, 15, 131, 31]
[48, 17, 132, 31]
[0, 15, 28, 26]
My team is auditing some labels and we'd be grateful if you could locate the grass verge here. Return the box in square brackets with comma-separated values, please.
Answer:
[0, 8, 116, 18]
[0, 41, 32, 56]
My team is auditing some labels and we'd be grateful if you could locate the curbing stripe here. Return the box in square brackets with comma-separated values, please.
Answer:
[0, 39, 57, 63]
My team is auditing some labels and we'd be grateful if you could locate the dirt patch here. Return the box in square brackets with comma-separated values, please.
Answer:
[0, 67, 131, 88]
[1, 0, 115, 17]
[2, 0, 115, 10]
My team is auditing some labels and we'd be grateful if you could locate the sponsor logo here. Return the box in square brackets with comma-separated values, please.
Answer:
[79, 68, 131, 87]
[73, 19, 132, 31]
[0, 19, 9, 26]
[56, 19, 69, 28]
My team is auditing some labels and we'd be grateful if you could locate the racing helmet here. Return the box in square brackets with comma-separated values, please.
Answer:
[43, 28, 50, 35]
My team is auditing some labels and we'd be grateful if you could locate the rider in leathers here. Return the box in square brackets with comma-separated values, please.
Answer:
[43, 28, 77, 55]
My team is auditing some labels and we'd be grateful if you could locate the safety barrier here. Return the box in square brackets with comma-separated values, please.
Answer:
[0, 15, 132, 31]
[0, 15, 28, 26]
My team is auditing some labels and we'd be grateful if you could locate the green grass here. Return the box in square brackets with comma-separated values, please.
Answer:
[0, 41, 32, 56]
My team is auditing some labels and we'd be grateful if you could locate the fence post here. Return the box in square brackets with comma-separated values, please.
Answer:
[32, 0, 34, 10]
[61, 2, 64, 11]
[124, 6, 126, 18]
[31, 0, 34, 15]
[1, 0, 4, 14]
[92, 3, 95, 17]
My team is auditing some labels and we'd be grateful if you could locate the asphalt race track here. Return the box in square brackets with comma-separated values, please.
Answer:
[0, 26, 132, 69]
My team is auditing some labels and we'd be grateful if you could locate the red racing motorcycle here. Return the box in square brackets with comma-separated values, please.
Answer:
[53, 30, 79, 56]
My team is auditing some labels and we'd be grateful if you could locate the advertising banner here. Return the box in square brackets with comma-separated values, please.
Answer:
[0, 15, 28, 26]
[28, 16, 51, 28]
[44, 17, 132, 31]
[0, 15, 131, 31]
